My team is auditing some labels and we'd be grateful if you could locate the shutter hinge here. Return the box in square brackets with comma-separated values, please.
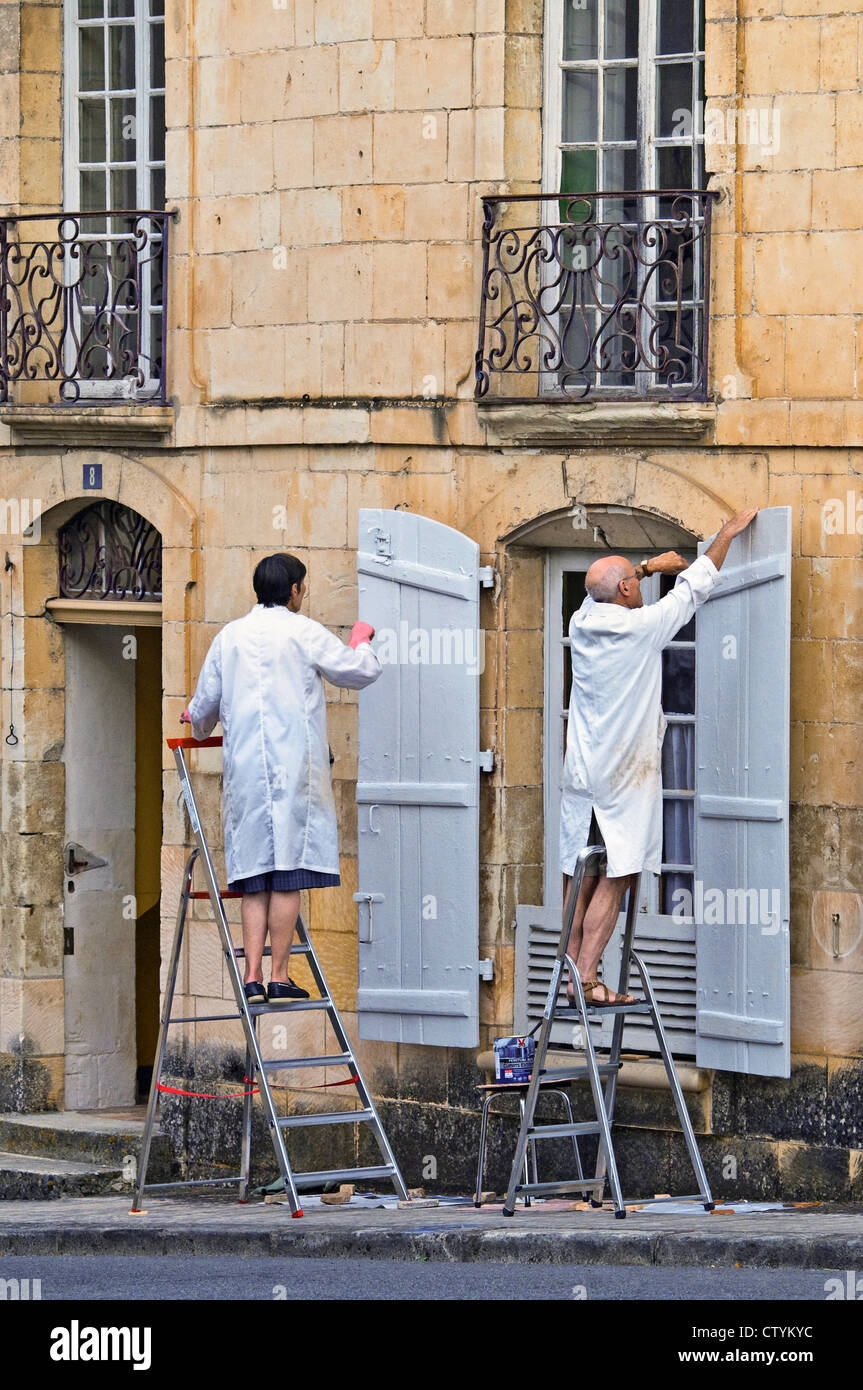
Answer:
[478, 958, 494, 981]
[372, 528, 392, 563]
[478, 565, 496, 590]
[478, 748, 495, 773]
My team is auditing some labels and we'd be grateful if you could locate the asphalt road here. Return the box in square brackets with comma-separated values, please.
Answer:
[0, 1255, 841, 1300]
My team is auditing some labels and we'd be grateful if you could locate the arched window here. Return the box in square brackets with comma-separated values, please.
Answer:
[58, 500, 161, 601]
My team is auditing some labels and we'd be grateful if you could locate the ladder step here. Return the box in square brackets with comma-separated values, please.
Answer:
[515, 1178, 606, 1195]
[249, 999, 330, 1015]
[278, 1108, 375, 1129]
[292, 1165, 398, 1189]
[527, 1121, 602, 1140]
[169, 1013, 240, 1024]
[259, 1053, 354, 1071]
[539, 1063, 621, 1081]
[232, 944, 311, 958]
[554, 1002, 652, 1019]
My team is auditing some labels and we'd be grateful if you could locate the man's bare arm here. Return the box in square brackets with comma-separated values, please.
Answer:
[703, 508, 759, 570]
[635, 510, 758, 581]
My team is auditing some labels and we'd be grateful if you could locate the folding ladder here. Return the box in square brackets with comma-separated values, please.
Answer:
[503, 844, 713, 1219]
[132, 735, 409, 1217]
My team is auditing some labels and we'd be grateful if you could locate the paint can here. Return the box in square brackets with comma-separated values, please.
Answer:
[494, 1035, 535, 1083]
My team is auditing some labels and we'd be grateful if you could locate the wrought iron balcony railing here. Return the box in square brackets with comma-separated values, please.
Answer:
[0, 209, 170, 405]
[475, 190, 718, 404]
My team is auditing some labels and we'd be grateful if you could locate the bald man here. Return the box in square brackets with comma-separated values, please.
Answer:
[561, 509, 758, 1006]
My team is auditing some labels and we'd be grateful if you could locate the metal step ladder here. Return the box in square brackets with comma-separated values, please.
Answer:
[503, 844, 713, 1219]
[132, 735, 409, 1217]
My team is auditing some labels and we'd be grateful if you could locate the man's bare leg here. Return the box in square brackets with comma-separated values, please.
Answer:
[267, 890, 301, 984]
[241, 891, 269, 984]
[574, 873, 637, 1003]
[562, 871, 598, 998]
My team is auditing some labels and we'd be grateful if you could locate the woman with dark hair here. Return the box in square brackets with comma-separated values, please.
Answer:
[180, 552, 379, 1004]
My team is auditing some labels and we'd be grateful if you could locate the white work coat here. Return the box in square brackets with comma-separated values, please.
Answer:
[187, 605, 382, 883]
[560, 555, 720, 879]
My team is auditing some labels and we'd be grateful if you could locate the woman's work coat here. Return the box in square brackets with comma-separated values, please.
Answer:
[560, 555, 720, 878]
[188, 605, 382, 883]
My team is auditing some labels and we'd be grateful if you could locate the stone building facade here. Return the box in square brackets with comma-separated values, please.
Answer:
[0, 1, 861, 1197]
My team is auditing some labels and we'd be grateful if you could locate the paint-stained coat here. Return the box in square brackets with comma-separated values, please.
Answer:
[560, 555, 720, 878]
[188, 605, 381, 881]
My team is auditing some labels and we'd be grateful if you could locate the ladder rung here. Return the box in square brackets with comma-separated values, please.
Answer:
[279, 1108, 374, 1129]
[259, 1053, 353, 1070]
[232, 944, 311, 958]
[168, 1014, 240, 1024]
[249, 999, 330, 1015]
[292, 1165, 398, 1189]
[527, 1121, 601, 1140]
[554, 1002, 652, 1018]
[139, 1177, 244, 1190]
[539, 1064, 621, 1081]
[188, 890, 242, 899]
[515, 1178, 606, 1195]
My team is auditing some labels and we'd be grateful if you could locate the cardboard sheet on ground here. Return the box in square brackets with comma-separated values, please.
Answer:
[262, 1193, 469, 1210]
[631, 1200, 786, 1215]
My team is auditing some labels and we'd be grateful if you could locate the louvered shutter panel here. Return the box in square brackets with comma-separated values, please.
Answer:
[355, 510, 482, 1047]
[694, 507, 792, 1078]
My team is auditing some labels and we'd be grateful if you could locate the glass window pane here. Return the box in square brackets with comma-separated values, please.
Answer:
[150, 166, 166, 210]
[109, 24, 136, 90]
[110, 96, 137, 161]
[561, 147, 597, 195]
[656, 63, 693, 138]
[662, 647, 695, 712]
[79, 0, 103, 17]
[563, 1, 598, 61]
[657, 143, 692, 190]
[79, 26, 105, 91]
[604, 0, 640, 60]
[659, 0, 694, 55]
[150, 22, 165, 85]
[109, 0, 135, 14]
[599, 149, 639, 214]
[150, 93, 165, 161]
[661, 723, 694, 789]
[563, 69, 598, 143]
[79, 99, 107, 163]
[603, 66, 638, 142]
[111, 165, 137, 209]
[80, 168, 106, 211]
[663, 798, 693, 867]
[150, 0, 165, 14]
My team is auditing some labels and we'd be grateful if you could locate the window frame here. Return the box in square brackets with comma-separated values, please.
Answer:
[62, 0, 166, 399]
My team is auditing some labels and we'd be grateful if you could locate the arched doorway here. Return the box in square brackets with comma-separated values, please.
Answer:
[52, 501, 163, 1109]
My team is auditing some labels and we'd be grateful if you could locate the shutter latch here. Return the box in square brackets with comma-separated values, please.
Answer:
[353, 891, 384, 944]
[478, 958, 494, 981]
[478, 748, 495, 773]
[478, 566, 496, 589]
[372, 528, 392, 563]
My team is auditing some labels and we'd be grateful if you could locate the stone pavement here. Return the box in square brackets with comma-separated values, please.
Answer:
[1, 1193, 862, 1269]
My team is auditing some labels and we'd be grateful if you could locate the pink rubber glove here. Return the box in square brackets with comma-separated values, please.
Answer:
[349, 621, 375, 649]
[180, 708, 192, 724]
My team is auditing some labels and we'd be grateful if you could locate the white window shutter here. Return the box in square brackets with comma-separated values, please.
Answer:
[694, 507, 792, 1078]
[355, 510, 482, 1047]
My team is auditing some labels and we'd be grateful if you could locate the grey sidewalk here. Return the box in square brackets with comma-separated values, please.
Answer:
[1, 1194, 862, 1269]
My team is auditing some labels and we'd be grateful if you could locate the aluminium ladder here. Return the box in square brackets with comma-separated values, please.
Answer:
[502, 844, 714, 1219]
[132, 735, 409, 1217]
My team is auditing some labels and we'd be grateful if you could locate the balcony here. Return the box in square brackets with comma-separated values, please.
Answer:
[0, 210, 171, 408]
[475, 190, 718, 410]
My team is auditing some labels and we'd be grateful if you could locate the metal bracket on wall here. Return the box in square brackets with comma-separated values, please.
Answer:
[478, 958, 494, 981]
[478, 566, 496, 589]
[478, 748, 495, 773]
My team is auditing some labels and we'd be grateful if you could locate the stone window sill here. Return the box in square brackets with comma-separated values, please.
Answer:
[46, 599, 162, 626]
[0, 403, 175, 448]
[476, 400, 716, 447]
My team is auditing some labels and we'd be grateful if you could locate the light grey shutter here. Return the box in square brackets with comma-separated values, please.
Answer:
[355, 509, 482, 1047]
[694, 507, 792, 1078]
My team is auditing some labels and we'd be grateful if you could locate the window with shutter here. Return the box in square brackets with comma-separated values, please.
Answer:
[354, 510, 485, 1048]
[694, 508, 792, 1078]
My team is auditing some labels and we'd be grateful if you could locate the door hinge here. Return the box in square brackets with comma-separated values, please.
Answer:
[478, 957, 494, 981]
[478, 566, 496, 590]
[478, 748, 495, 773]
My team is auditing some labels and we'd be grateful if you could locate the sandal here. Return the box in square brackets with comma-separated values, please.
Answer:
[568, 979, 639, 1007]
